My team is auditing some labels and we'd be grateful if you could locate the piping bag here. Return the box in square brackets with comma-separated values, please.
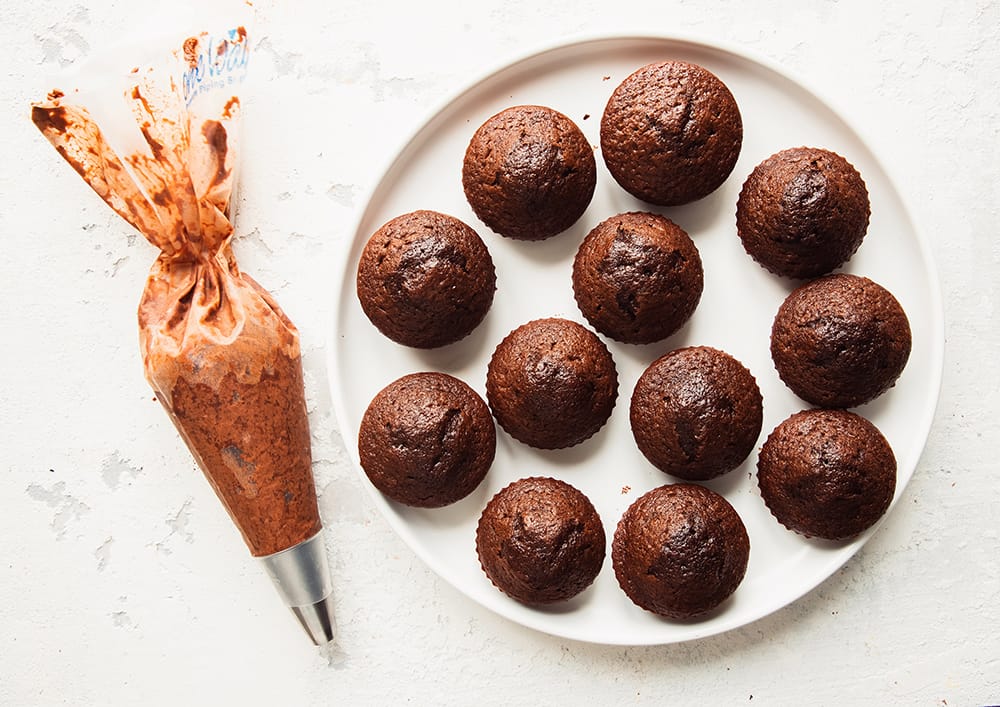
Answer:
[31, 14, 336, 645]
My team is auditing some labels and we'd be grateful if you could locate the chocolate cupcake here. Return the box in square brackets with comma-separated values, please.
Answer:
[356, 210, 496, 349]
[736, 147, 871, 279]
[757, 409, 897, 540]
[771, 273, 912, 408]
[462, 105, 597, 241]
[476, 477, 606, 605]
[630, 347, 763, 481]
[572, 212, 703, 344]
[613, 484, 749, 620]
[486, 318, 618, 449]
[600, 60, 742, 206]
[358, 372, 495, 507]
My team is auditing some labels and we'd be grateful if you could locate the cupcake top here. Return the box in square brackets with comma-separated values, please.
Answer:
[572, 211, 703, 345]
[630, 346, 763, 481]
[736, 147, 870, 279]
[462, 105, 597, 241]
[613, 483, 750, 620]
[771, 273, 912, 408]
[757, 409, 897, 540]
[356, 210, 496, 349]
[476, 476, 606, 605]
[600, 60, 742, 206]
[358, 372, 496, 508]
[486, 318, 618, 450]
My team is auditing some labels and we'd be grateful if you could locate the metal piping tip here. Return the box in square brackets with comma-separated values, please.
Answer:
[290, 595, 337, 645]
[259, 530, 336, 645]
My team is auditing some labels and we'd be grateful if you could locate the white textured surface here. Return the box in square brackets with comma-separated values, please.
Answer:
[1, 1, 997, 704]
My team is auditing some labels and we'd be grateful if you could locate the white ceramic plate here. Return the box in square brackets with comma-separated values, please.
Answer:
[329, 35, 943, 645]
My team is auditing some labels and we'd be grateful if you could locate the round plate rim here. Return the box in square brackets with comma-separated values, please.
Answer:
[325, 32, 945, 646]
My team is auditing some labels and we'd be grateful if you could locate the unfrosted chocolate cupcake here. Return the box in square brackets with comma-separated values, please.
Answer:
[476, 477, 606, 605]
[771, 273, 912, 408]
[757, 409, 897, 540]
[486, 318, 618, 449]
[613, 483, 749, 620]
[736, 147, 870, 279]
[600, 60, 742, 206]
[572, 212, 703, 344]
[462, 105, 597, 241]
[356, 210, 496, 349]
[358, 372, 495, 507]
[630, 346, 763, 481]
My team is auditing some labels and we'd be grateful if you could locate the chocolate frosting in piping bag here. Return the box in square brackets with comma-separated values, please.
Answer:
[31, 30, 335, 644]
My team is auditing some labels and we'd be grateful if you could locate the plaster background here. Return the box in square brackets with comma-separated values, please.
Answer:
[2, 1, 997, 704]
